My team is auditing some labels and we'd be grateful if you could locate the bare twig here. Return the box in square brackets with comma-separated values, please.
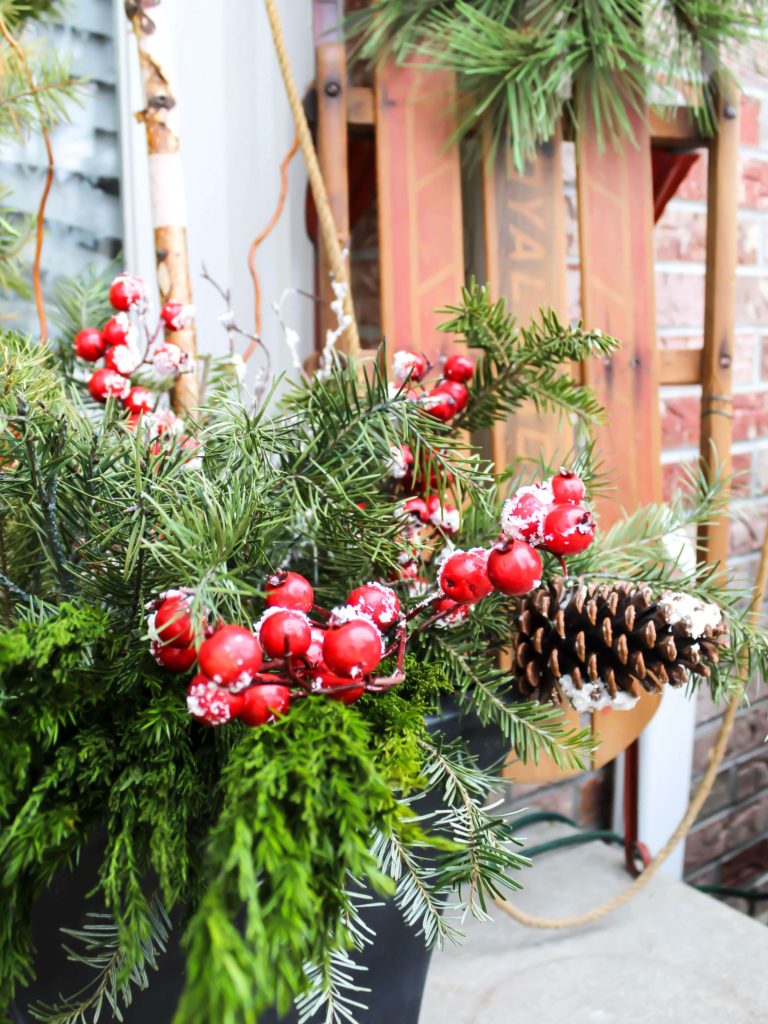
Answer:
[247, 132, 299, 343]
[0, 12, 56, 343]
[201, 265, 272, 384]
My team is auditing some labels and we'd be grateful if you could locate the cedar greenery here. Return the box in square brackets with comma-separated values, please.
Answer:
[347, 0, 766, 170]
[0, 278, 763, 1023]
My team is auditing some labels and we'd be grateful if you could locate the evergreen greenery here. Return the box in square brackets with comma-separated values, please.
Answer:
[0, 277, 763, 1022]
[347, 0, 767, 170]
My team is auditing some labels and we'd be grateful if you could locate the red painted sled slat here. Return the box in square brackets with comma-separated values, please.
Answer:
[374, 59, 465, 362]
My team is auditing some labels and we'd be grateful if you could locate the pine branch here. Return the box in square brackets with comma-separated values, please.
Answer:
[438, 280, 618, 431]
[347, 0, 767, 170]
[28, 898, 171, 1024]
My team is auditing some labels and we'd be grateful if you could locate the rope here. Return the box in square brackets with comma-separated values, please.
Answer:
[262, 0, 361, 358]
[496, 517, 768, 929]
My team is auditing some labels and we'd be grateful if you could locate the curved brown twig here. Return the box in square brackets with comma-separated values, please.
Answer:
[246, 132, 300, 353]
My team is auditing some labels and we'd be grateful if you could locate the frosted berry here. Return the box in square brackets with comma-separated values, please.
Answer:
[426, 495, 460, 535]
[151, 641, 197, 673]
[487, 540, 543, 596]
[304, 626, 326, 666]
[402, 497, 429, 522]
[443, 353, 474, 383]
[551, 470, 586, 506]
[542, 504, 596, 556]
[88, 368, 129, 403]
[347, 582, 401, 629]
[153, 593, 195, 648]
[259, 608, 312, 659]
[199, 625, 263, 689]
[124, 386, 154, 416]
[149, 341, 189, 377]
[322, 674, 365, 705]
[435, 380, 469, 416]
[432, 596, 470, 627]
[104, 344, 141, 376]
[160, 301, 192, 332]
[102, 315, 133, 348]
[73, 328, 105, 362]
[266, 571, 314, 613]
[501, 489, 551, 545]
[238, 683, 291, 726]
[187, 675, 244, 725]
[388, 442, 414, 480]
[323, 618, 383, 678]
[424, 387, 456, 422]
[438, 548, 493, 604]
[393, 350, 429, 383]
[109, 273, 146, 312]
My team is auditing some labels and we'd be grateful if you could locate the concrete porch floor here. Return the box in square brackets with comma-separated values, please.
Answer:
[420, 825, 768, 1023]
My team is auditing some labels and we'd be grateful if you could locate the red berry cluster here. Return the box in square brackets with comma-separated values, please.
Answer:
[147, 573, 407, 729]
[73, 273, 193, 412]
[435, 469, 596, 611]
[392, 348, 474, 423]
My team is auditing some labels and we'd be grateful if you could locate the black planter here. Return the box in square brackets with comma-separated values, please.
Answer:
[11, 703, 506, 1024]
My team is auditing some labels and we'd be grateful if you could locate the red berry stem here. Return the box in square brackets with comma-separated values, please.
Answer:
[404, 591, 441, 622]
[558, 555, 568, 577]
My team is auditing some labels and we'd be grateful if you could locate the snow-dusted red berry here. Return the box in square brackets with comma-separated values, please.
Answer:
[542, 504, 596, 556]
[487, 540, 543, 596]
[109, 273, 146, 312]
[426, 495, 460, 535]
[149, 341, 189, 377]
[187, 675, 244, 725]
[258, 608, 312, 659]
[151, 641, 197, 673]
[393, 350, 429, 383]
[88, 368, 129, 403]
[501, 487, 552, 545]
[388, 442, 414, 480]
[443, 353, 474, 383]
[102, 314, 133, 348]
[265, 571, 314, 613]
[323, 618, 383, 678]
[321, 673, 365, 705]
[153, 593, 195, 648]
[551, 469, 586, 506]
[198, 625, 263, 689]
[104, 344, 141, 376]
[438, 548, 493, 604]
[304, 626, 326, 666]
[424, 387, 456, 422]
[434, 380, 469, 416]
[73, 328, 105, 362]
[160, 301, 192, 332]
[347, 582, 401, 629]
[154, 409, 183, 435]
[402, 496, 429, 522]
[238, 683, 291, 726]
[124, 386, 154, 415]
[432, 596, 470, 628]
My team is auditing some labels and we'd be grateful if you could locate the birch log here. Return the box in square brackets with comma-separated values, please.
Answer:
[125, 1, 198, 413]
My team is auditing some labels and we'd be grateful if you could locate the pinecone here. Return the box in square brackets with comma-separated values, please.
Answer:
[511, 578, 728, 712]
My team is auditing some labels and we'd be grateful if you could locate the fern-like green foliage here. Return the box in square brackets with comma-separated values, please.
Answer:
[347, 0, 765, 170]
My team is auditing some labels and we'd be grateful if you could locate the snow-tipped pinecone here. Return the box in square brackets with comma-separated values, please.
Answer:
[511, 578, 728, 713]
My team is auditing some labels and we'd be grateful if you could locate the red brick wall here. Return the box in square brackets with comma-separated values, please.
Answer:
[666, 83, 768, 903]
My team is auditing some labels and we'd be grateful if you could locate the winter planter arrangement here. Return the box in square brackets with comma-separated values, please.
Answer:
[1, 269, 766, 1024]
